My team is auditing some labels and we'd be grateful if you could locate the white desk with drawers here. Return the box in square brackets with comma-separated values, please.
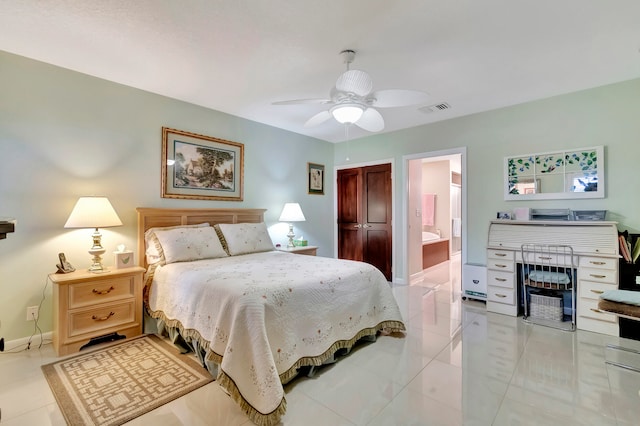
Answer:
[486, 220, 620, 336]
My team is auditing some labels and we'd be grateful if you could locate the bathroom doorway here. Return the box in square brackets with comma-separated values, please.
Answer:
[404, 148, 465, 290]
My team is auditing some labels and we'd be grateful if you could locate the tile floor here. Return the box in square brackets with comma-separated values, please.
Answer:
[1, 254, 640, 425]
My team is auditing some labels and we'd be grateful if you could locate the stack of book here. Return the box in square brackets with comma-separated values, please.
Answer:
[619, 235, 640, 264]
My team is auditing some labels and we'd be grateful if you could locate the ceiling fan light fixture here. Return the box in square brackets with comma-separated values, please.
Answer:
[331, 103, 364, 124]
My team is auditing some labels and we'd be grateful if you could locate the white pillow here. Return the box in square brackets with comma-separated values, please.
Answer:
[153, 226, 228, 264]
[217, 222, 275, 256]
[144, 223, 209, 265]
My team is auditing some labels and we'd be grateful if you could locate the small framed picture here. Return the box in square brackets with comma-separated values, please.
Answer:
[497, 211, 512, 220]
[308, 162, 324, 195]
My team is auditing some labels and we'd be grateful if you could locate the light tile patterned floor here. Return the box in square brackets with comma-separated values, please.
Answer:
[1, 255, 639, 425]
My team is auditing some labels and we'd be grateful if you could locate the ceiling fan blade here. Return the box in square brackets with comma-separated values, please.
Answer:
[335, 69, 373, 97]
[272, 98, 331, 105]
[369, 89, 430, 108]
[355, 108, 384, 132]
[304, 110, 332, 128]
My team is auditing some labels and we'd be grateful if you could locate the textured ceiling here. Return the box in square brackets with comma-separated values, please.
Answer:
[1, 1, 639, 143]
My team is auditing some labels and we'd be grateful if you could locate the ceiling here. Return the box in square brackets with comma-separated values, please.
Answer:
[1, 1, 639, 143]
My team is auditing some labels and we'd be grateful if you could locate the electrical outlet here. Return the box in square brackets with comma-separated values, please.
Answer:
[26, 306, 39, 321]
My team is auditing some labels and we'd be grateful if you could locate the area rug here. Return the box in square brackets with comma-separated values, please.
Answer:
[42, 335, 214, 426]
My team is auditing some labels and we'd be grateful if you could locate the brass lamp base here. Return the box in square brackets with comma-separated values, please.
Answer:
[88, 228, 106, 272]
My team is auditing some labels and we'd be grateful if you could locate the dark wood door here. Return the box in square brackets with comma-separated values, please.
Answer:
[337, 163, 392, 280]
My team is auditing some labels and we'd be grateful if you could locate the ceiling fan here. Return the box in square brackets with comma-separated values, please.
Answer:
[273, 50, 430, 132]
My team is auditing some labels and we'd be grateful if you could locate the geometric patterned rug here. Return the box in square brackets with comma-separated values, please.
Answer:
[41, 335, 214, 426]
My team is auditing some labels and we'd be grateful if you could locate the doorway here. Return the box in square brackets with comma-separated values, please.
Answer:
[404, 148, 465, 289]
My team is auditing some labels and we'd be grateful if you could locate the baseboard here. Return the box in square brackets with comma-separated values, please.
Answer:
[2, 331, 52, 352]
[409, 270, 425, 285]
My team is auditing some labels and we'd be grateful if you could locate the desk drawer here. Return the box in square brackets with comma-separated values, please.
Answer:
[487, 270, 515, 289]
[487, 286, 515, 305]
[578, 268, 617, 284]
[488, 249, 513, 261]
[487, 260, 515, 272]
[579, 256, 617, 270]
[69, 276, 136, 309]
[579, 279, 617, 300]
[577, 297, 617, 323]
[68, 300, 136, 338]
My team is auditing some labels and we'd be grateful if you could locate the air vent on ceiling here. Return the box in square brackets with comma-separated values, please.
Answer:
[419, 102, 451, 114]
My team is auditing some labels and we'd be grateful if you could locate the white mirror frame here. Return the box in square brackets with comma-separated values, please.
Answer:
[504, 146, 604, 201]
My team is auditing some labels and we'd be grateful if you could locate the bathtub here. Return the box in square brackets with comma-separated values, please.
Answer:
[422, 232, 449, 269]
[422, 231, 441, 243]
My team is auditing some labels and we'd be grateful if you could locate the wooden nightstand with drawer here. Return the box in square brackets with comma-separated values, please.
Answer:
[49, 266, 145, 356]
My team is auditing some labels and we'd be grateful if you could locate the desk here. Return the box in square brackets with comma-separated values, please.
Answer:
[487, 220, 620, 336]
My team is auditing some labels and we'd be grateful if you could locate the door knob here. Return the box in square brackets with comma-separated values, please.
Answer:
[362, 224, 371, 228]
[354, 224, 362, 228]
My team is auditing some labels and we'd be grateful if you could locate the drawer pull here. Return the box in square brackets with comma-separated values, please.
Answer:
[590, 308, 603, 314]
[496, 294, 507, 298]
[495, 253, 507, 257]
[495, 278, 507, 282]
[92, 312, 115, 321]
[589, 261, 606, 265]
[538, 256, 552, 260]
[589, 274, 606, 279]
[590, 290, 604, 294]
[92, 286, 115, 295]
[495, 264, 507, 268]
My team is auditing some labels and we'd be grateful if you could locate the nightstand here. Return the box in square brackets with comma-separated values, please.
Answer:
[49, 266, 145, 356]
[276, 245, 318, 256]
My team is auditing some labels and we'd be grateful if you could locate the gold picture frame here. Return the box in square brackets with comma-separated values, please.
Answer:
[162, 127, 244, 201]
[308, 162, 324, 195]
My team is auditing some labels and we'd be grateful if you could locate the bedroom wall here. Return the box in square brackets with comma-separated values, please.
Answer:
[335, 78, 640, 281]
[0, 51, 334, 342]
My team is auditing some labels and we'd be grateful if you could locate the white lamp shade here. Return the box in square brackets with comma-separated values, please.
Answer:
[331, 104, 364, 124]
[279, 203, 306, 222]
[64, 196, 123, 229]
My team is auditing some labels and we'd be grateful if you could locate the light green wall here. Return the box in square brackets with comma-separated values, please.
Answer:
[335, 78, 640, 277]
[0, 51, 333, 342]
[2, 48, 639, 342]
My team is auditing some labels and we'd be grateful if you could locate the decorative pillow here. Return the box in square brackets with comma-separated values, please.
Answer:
[217, 222, 275, 256]
[153, 226, 228, 264]
[144, 222, 210, 265]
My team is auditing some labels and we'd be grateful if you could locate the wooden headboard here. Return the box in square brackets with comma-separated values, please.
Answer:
[136, 207, 266, 269]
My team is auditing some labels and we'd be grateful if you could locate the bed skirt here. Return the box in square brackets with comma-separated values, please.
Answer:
[143, 307, 404, 425]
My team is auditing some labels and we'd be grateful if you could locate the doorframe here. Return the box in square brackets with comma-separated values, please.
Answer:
[401, 147, 467, 284]
[334, 158, 396, 278]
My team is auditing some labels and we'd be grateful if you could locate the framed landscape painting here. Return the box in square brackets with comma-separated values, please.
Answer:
[162, 127, 244, 201]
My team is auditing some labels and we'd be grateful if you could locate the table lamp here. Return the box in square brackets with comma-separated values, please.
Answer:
[278, 203, 306, 248]
[64, 196, 123, 272]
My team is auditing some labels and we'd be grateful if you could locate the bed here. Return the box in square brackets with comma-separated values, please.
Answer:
[136, 207, 405, 425]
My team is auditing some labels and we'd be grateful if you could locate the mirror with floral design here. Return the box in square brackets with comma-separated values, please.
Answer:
[504, 146, 604, 200]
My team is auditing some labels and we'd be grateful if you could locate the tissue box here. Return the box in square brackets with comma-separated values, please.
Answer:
[114, 251, 134, 269]
[293, 240, 308, 247]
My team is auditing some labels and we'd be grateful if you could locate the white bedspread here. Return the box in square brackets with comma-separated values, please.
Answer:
[147, 250, 404, 424]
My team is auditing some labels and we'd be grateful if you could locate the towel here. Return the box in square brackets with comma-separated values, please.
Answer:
[422, 193, 435, 226]
[452, 217, 461, 237]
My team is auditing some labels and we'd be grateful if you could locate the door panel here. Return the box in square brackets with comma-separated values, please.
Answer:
[365, 168, 389, 223]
